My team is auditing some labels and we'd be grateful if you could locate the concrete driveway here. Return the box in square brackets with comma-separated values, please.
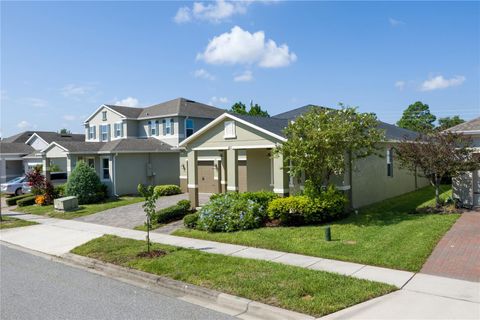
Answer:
[74, 193, 210, 229]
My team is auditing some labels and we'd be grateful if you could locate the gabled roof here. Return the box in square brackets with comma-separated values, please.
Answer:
[85, 98, 225, 124]
[2, 131, 84, 144]
[229, 113, 289, 139]
[445, 116, 480, 133]
[0, 142, 35, 155]
[42, 138, 176, 154]
[273, 104, 331, 120]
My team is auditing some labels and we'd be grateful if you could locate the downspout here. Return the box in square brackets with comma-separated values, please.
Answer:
[113, 153, 119, 197]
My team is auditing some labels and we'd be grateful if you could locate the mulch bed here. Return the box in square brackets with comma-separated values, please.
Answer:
[137, 249, 167, 258]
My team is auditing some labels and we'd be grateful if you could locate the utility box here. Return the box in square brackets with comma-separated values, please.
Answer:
[54, 196, 79, 211]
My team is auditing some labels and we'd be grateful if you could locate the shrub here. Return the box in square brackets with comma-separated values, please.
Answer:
[267, 186, 348, 225]
[65, 161, 106, 204]
[184, 212, 200, 229]
[54, 184, 66, 198]
[5, 194, 32, 206]
[154, 185, 182, 196]
[17, 195, 36, 207]
[240, 191, 278, 212]
[155, 200, 191, 224]
[196, 193, 263, 232]
[35, 195, 46, 206]
[25, 165, 46, 196]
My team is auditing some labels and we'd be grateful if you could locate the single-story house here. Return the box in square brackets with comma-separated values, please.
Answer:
[447, 117, 480, 207]
[0, 131, 84, 183]
[179, 105, 430, 208]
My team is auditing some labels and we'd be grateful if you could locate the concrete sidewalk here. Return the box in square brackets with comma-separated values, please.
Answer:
[1, 211, 479, 320]
[1, 211, 413, 287]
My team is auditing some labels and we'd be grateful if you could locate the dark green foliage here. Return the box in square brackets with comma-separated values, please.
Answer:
[437, 116, 465, 131]
[240, 191, 278, 213]
[6, 194, 33, 206]
[153, 185, 182, 196]
[268, 186, 348, 225]
[65, 161, 106, 204]
[54, 184, 66, 198]
[229, 101, 269, 117]
[183, 212, 200, 229]
[155, 200, 191, 224]
[17, 195, 36, 207]
[397, 101, 436, 133]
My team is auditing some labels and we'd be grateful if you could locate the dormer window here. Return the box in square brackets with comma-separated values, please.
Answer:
[102, 111, 107, 121]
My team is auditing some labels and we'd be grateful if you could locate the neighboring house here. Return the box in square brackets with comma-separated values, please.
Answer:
[0, 131, 84, 183]
[447, 117, 480, 207]
[40, 98, 225, 195]
[179, 105, 430, 208]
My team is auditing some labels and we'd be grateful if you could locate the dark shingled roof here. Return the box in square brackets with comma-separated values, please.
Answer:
[269, 105, 420, 141]
[51, 138, 176, 154]
[229, 113, 289, 139]
[105, 98, 224, 120]
[2, 131, 84, 143]
[0, 142, 35, 154]
[445, 116, 480, 132]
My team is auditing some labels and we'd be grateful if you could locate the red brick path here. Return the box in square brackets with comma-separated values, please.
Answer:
[421, 210, 480, 282]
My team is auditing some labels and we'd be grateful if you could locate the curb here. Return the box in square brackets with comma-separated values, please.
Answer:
[61, 253, 315, 320]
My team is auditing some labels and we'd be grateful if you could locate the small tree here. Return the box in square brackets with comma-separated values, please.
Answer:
[25, 165, 46, 195]
[65, 161, 105, 204]
[137, 184, 159, 254]
[59, 128, 71, 134]
[276, 106, 385, 193]
[397, 101, 436, 133]
[229, 102, 248, 115]
[396, 132, 478, 207]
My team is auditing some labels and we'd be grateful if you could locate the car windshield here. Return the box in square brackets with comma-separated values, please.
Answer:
[6, 177, 25, 184]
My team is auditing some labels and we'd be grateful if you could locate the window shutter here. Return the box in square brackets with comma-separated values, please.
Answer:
[121, 123, 124, 137]
[162, 119, 166, 135]
[107, 124, 111, 141]
[170, 118, 174, 135]
[94, 126, 97, 140]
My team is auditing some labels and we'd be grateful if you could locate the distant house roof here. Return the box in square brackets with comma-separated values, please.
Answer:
[43, 138, 176, 154]
[273, 105, 331, 120]
[2, 131, 84, 144]
[0, 142, 35, 155]
[229, 113, 289, 139]
[97, 98, 225, 122]
[445, 117, 480, 132]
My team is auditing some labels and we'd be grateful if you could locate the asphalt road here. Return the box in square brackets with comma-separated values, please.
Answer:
[0, 244, 234, 320]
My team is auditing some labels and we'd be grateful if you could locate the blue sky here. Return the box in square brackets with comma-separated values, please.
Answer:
[1, 1, 479, 136]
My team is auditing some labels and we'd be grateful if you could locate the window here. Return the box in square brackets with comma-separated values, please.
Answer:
[387, 148, 394, 177]
[101, 158, 110, 180]
[149, 120, 159, 136]
[87, 158, 95, 169]
[88, 126, 96, 140]
[163, 118, 174, 135]
[101, 125, 108, 141]
[114, 123, 122, 138]
[224, 121, 236, 138]
[185, 119, 194, 137]
[102, 111, 107, 121]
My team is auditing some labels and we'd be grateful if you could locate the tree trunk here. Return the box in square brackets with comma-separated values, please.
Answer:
[435, 175, 441, 208]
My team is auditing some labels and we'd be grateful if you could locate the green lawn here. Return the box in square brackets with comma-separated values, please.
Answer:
[133, 221, 164, 231]
[174, 185, 459, 272]
[72, 235, 395, 317]
[14, 196, 144, 219]
[0, 216, 37, 229]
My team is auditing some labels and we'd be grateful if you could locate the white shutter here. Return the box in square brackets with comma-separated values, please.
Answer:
[224, 121, 236, 138]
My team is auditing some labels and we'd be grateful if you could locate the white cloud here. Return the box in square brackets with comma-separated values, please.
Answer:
[389, 17, 404, 27]
[394, 80, 405, 90]
[17, 120, 33, 129]
[114, 97, 139, 107]
[174, 0, 249, 24]
[194, 68, 215, 80]
[24, 97, 48, 107]
[197, 26, 297, 68]
[61, 84, 92, 97]
[209, 96, 229, 106]
[63, 115, 76, 121]
[234, 70, 253, 82]
[420, 75, 466, 91]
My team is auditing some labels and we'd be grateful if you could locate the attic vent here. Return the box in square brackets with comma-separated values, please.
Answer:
[185, 99, 195, 103]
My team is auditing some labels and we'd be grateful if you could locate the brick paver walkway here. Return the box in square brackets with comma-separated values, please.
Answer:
[421, 210, 480, 282]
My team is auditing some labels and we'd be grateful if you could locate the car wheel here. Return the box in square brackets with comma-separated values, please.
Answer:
[15, 188, 23, 196]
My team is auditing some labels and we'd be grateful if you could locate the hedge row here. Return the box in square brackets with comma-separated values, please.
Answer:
[154, 185, 182, 196]
[6, 193, 33, 206]
[17, 195, 37, 207]
[155, 199, 191, 224]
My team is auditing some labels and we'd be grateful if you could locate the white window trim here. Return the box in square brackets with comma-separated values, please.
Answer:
[101, 125, 108, 142]
[224, 121, 236, 139]
[100, 157, 110, 181]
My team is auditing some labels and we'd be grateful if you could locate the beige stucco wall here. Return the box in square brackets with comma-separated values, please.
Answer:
[246, 149, 272, 192]
[86, 106, 124, 142]
[351, 144, 429, 208]
[28, 136, 49, 150]
[114, 152, 180, 195]
[45, 145, 68, 158]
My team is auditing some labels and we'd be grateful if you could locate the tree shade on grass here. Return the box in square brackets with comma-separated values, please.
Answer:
[174, 186, 459, 271]
[14, 197, 144, 219]
[72, 235, 395, 317]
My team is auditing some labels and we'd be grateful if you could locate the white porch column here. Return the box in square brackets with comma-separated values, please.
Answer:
[187, 150, 199, 208]
[42, 156, 51, 182]
[220, 150, 227, 193]
[226, 148, 238, 192]
[66, 155, 72, 177]
[273, 153, 289, 197]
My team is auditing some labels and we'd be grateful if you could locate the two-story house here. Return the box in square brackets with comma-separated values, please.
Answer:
[40, 98, 224, 195]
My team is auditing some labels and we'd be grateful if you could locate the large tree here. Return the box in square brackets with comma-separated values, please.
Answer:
[229, 102, 248, 115]
[229, 101, 269, 117]
[276, 106, 385, 192]
[396, 132, 478, 207]
[437, 116, 465, 131]
[397, 101, 436, 133]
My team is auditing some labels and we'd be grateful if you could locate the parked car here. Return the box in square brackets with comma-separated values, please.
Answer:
[1, 176, 28, 196]
[21, 172, 68, 194]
